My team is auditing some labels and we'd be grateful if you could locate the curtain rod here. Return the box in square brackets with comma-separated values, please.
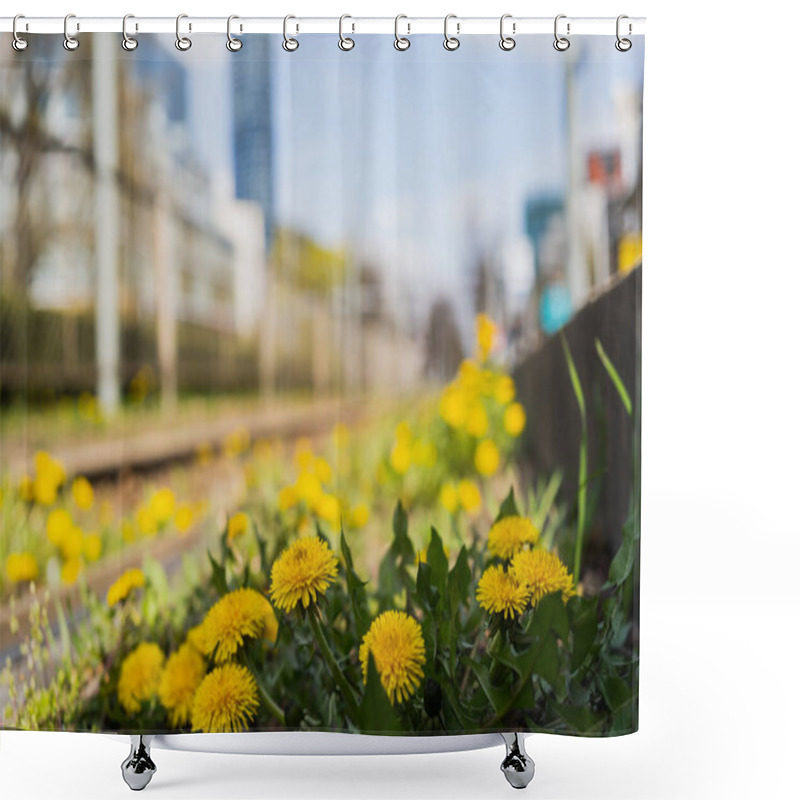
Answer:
[0, 16, 645, 37]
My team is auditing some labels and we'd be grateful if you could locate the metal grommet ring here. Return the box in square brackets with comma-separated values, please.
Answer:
[122, 14, 138, 51]
[283, 15, 299, 52]
[394, 14, 410, 51]
[443, 14, 460, 51]
[615, 15, 632, 51]
[175, 13, 192, 51]
[553, 14, 570, 52]
[227, 15, 243, 51]
[499, 14, 515, 51]
[338, 14, 355, 51]
[63, 13, 79, 51]
[12, 15, 29, 51]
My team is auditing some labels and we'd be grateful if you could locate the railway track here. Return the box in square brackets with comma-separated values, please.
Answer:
[0, 394, 383, 665]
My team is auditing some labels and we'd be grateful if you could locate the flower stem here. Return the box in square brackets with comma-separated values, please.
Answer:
[308, 611, 359, 721]
[242, 651, 286, 726]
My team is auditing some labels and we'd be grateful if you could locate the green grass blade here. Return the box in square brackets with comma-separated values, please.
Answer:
[561, 332, 587, 583]
[595, 338, 632, 416]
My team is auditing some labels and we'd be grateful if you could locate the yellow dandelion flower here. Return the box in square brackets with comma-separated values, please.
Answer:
[466, 404, 489, 438]
[314, 493, 341, 526]
[107, 568, 146, 606]
[389, 440, 412, 475]
[149, 488, 176, 525]
[117, 642, 165, 715]
[33, 475, 58, 506]
[511, 549, 576, 606]
[46, 508, 73, 547]
[175, 504, 194, 534]
[359, 610, 426, 705]
[59, 525, 84, 559]
[476, 313, 496, 362]
[269, 537, 338, 612]
[440, 482, 459, 514]
[5, 552, 39, 583]
[488, 516, 540, 560]
[504, 402, 526, 437]
[348, 503, 370, 529]
[494, 374, 516, 405]
[83, 531, 102, 562]
[295, 471, 323, 506]
[201, 588, 279, 662]
[35, 451, 66, 486]
[314, 456, 333, 484]
[158, 643, 206, 728]
[458, 479, 482, 515]
[60, 557, 82, 585]
[136, 505, 157, 536]
[439, 386, 468, 429]
[475, 439, 501, 477]
[476, 565, 529, 619]
[278, 485, 298, 511]
[227, 511, 249, 543]
[71, 476, 94, 511]
[191, 663, 259, 733]
[32, 452, 65, 506]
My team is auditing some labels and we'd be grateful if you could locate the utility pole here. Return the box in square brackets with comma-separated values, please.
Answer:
[565, 49, 589, 312]
[93, 34, 120, 414]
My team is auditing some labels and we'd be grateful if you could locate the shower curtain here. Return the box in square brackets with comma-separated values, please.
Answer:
[0, 30, 643, 738]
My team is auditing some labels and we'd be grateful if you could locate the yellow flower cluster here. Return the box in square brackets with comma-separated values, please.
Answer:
[476, 313, 496, 363]
[44, 507, 103, 585]
[130, 487, 202, 541]
[433, 315, 528, 486]
[389, 422, 437, 476]
[25, 451, 66, 506]
[477, 548, 576, 619]
[4, 552, 39, 583]
[359, 610, 426, 705]
[269, 536, 338, 612]
[439, 479, 482, 516]
[277, 440, 342, 526]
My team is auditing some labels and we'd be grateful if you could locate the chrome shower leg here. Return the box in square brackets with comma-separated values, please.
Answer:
[121, 735, 157, 791]
[500, 732, 535, 789]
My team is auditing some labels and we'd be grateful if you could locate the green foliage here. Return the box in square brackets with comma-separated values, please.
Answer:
[595, 338, 633, 416]
[561, 332, 588, 582]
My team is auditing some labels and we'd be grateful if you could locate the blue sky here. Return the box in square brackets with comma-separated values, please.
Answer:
[183, 34, 644, 312]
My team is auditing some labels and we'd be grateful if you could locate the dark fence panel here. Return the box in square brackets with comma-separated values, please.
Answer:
[513, 267, 641, 554]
